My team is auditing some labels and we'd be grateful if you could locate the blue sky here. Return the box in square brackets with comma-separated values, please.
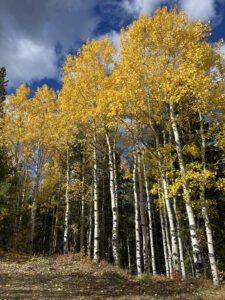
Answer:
[1, 0, 224, 95]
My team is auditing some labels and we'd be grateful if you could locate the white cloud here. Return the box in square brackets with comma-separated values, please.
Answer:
[122, 0, 167, 15]
[0, 0, 100, 87]
[122, 0, 223, 22]
[179, 0, 216, 20]
[2, 38, 58, 86]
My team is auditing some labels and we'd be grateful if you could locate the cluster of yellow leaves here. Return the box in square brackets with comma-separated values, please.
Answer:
[183, 142, 201, 158]
[0, 6, 224, 221]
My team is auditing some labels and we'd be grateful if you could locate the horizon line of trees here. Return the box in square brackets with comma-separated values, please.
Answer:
[0, 7, 225, 286]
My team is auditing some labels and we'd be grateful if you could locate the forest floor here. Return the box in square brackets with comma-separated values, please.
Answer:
[0, 250, 224, 299]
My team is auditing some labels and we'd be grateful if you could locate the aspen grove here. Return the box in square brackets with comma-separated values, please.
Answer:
[0, 7, 225, 285]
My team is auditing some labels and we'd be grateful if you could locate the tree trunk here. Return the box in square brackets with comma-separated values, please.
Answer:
[63, 149, 70, 254]
[137, 150, 149, 272]
[173, 195, 186, 279]
[156, 135, 180, 276]
[142, 152, 156, 275]
[19, 160, 28, 228]
[93, 129, 99, 262]
[105, 132, 120, 266]
[87, 200, 93, 258]
[30, 144, 41, 253]
[101, 172, 105, 259]
[112, 143, 118, 204]
[52, 166, 62, 254]
[80, 151, 85, 251]
[163, 203, 173, 278]
[13, 142, 20, 249]
[170, 102, 202, 278]
[132, 149, 142, 276]
[159, 202, 170, 278]
[198, 109, 219, 285]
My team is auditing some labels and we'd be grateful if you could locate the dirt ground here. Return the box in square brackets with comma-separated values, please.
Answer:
[0, 251, 224, 299]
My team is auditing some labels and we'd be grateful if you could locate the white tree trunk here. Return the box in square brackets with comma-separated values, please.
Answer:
[159, 201, 170, 277]
[63, 149, 70, 253]
[30, 143, 41, 253]
[170, 102, 202, 278]
[132, 149, 142, 276]
[112, 142, 118, 210]
[163, 204, 173, 279]
[80, 151, 85, 251]
[137, 150, 149, 272]
[105, 132, 120, 266]
[93, 129, 99, 262]
[142, 152, 156, 275]
[173, 195, 186, 279]
[198, 109, 219, 285]
[87, 197, 93, 258]
[156, 136, 180, 276]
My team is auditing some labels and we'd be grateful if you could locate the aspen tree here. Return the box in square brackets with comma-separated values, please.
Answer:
[158, 187, 170, 277]
[63, 148, 70, 253]
[132, 148, 142, 276]
[61, 37, 115, 262]
[163, 203, 173, 278]
[105, 131, 120, 266]
[137, 149, 149, 272]
[118, 7, 224, 277]
[142, 151, 156, 275]
[87, 184, 93, 258]
[198, 107, 219, 285]
[173, 194, 186, 279]
[28, 85, 56, 252]
[80, 149, 85, 251]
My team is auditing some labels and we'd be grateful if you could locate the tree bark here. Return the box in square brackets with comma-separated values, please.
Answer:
[30, 143, 41, 253]
[198, 109, 219, 285]
[142, 152, 156, 275]
[132, 149, 142, 276]
[80, 151, 85, 251]
[137, 150, 149, 272]
[63, 149, 70, 254]
[159, 199, 170, 277]
[87, 198, 93, 258]
[52, 166, 62, 254]
[105, 132, 120, 266]
[170, 102, 202, 278]
[19, 160, 28, 228]
[156, 135, 180, 276]
[93, 129, 99, 262]
[173, 195, 186, 279]
[163, 203, 173, 278]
